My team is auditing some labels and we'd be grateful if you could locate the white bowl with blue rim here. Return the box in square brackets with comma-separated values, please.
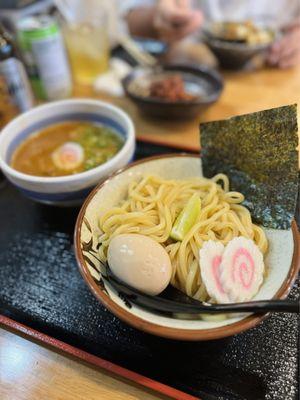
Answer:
[0, 99, 135, 206]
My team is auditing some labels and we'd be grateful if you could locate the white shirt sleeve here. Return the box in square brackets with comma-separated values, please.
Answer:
[198, 0, 300, 28]
[118, 0, 155, 16]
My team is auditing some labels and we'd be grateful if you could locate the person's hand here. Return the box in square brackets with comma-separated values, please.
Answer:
[267, 20, 300, 68]
[153, 0, 203, 43]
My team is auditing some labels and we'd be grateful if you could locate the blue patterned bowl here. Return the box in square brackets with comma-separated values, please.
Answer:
[0, 99, 135, 206]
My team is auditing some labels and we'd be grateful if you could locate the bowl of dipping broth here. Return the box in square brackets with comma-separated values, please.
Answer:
[0, 99, 135, 206]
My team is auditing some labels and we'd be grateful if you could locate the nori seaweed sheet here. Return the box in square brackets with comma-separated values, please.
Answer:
[200, 104, 299, 229]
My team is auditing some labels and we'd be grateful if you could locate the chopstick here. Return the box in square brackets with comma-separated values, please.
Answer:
[118, 35, 158, 68]
[104, 264, 300, 314]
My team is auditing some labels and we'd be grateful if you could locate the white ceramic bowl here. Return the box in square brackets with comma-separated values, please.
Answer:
[0, 99, 135, 206]
[75, 155, 300, 340]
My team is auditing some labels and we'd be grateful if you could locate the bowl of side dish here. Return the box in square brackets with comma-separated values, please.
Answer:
[74, 155, 300, 340]
[123, 64, 223, 119]
[0, 99, 135, 206]
[202, 20, 277, 69]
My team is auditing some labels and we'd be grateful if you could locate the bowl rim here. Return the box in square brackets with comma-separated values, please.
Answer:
[122, 64, 224, 106]
[0, 98, 135, 185]
[201, 24, 278, 51]
[203, 35, 273, 51]
[74, 154, 300, 341]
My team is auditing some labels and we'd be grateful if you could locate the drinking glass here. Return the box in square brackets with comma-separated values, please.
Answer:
[61, 0, 109, 85]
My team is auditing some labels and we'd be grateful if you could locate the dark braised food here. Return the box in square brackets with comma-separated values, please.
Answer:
[149, 75, 196, 101]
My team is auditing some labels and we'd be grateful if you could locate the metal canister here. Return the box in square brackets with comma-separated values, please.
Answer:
[17, 15, 72, 100]
[0, 25, 34, 112]
[0, 58, 34, 112]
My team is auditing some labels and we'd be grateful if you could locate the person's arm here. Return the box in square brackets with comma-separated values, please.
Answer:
[126, 6, 158, 38]
[267, 19, 300, 68]
[126, 0, 203, 42]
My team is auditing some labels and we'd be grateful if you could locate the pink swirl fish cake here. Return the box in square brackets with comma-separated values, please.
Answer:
[220, 237, 264, 302]
[199, 240, 229, 303]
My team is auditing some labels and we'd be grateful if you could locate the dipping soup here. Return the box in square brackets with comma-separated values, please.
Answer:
[11, 122, 124, 177]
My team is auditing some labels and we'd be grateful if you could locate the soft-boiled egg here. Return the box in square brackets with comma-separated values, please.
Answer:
[52, 142, 84, 171]
[107, 234, 172, 296]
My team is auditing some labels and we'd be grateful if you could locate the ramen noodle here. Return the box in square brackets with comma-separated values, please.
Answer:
[98, 174, 268, 301]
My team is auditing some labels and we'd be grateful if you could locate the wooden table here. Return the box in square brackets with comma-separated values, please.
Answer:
[75, 65, 300, 153]
[2, 65, 300, 152]
[0, 327, 169, 400]
[1, 64, 300, 400]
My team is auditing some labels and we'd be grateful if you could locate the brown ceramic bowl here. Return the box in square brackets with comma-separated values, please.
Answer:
[201, 24, 277, 70]
[123, 64, 223, 119]
[74, 155, 300, 341]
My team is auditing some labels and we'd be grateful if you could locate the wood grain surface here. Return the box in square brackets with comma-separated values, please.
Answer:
[1, 65, 300, 153]
[73, 65, 300, 154]
[0, 327, 170, 400]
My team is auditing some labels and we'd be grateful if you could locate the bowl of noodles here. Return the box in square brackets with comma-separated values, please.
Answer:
[74, 154, 299, 340]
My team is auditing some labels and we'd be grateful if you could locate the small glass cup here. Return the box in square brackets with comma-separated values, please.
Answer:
[61, 1, 109, 85]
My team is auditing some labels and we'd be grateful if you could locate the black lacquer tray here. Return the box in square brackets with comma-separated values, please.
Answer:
[0, 141, 299, 400]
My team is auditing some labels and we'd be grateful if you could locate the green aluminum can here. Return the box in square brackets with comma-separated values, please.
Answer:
[17, 15, 72, 100]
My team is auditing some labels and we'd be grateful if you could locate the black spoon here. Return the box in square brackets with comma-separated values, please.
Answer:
[102, 263, 299, 315]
